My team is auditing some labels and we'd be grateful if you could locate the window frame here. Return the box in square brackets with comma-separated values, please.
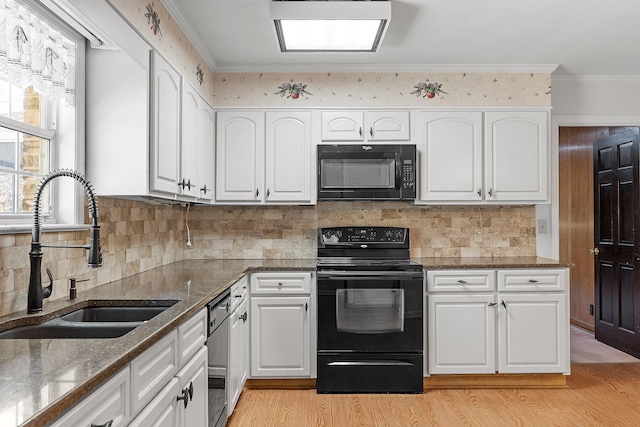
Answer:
[0, 0, 86, 233]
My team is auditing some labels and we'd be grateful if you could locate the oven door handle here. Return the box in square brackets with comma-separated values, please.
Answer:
[317, 271, 423, 281]
[327, 360, 414, 367]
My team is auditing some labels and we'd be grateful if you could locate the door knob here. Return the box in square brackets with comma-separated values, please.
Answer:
[590, 248, 600, 255]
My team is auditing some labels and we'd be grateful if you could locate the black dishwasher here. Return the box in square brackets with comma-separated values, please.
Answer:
[207, 289, 231, 427]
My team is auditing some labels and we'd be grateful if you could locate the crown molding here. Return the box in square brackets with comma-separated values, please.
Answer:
[160, 0, 218, 71]
[552, 75, 640, 83]
[212, 63, 559, 74]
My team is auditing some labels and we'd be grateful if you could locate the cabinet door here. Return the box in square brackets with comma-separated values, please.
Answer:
[366, 111, 410, 141]
[131, 330, 178, 415]
[419, 111, 483, 202]
[50, 367, 130, 427]
[265, 112, 312, 202]
[150, 52, 181, 194]
[129, 378, 179, 427]
[321, 111, 364, 141]
[228, 297, 248, 416]
[497, 293, 568, 373]
[176, 347, 208, 427]
[199, 101, 215, 200]
[250, 296, 311, 377]
[484, 111, 549, 202]
[216, 111, 264, 201]
[180, 81, 201, 198]
[427, 294, 496, 374]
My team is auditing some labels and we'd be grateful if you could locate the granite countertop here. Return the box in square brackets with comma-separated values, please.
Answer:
[0, 256, 566, 426]
[0, 259, 316, 427]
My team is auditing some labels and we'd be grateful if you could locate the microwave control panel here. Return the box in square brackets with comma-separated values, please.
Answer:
[402, 159, 415, 189]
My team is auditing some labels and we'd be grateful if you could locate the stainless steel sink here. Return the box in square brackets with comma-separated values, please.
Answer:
[0, 300, 179, 339]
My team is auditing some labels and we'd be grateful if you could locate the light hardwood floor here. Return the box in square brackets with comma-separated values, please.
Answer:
[228, 328, 640, 427]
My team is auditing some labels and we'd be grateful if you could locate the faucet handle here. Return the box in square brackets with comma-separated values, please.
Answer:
[43, 268, 53, 299]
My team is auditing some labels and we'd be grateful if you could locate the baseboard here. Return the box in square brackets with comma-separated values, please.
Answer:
[244, 374, 568, 390]
[423, 373, 568, 389]
[571, 318, 595, 332]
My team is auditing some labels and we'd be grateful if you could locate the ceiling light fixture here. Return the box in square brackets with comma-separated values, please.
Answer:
[271, 0, 392, 53]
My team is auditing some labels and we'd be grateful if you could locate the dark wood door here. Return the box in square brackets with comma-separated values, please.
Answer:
[593, 128, 640, 357]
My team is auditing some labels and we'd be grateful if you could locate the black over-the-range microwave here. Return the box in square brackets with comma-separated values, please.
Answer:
[317, 144, 417, 201]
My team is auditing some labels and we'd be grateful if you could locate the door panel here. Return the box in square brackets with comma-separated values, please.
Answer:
[594, 128, 640, 357]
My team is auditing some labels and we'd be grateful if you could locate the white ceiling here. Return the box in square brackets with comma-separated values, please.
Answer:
[161, 0, 640, 77]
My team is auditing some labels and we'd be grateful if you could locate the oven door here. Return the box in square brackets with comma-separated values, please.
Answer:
[317, 270, 423, 353]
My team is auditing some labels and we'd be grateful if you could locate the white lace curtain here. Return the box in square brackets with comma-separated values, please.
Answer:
[0, 0, 76, 106]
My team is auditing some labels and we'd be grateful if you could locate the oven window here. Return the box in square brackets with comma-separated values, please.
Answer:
[320, 159, 395, 189]
[336, 288, 404, 333]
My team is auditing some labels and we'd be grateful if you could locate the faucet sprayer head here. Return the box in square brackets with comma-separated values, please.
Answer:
[88, 224, 102, 267]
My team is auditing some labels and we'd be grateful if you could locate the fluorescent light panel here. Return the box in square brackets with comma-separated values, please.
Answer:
[271, 1, 391, 53]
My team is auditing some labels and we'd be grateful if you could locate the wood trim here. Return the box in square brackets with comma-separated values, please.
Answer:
[423, 373, 567, 389]
[244, 374, 568, 390]
[571, 318, 595, 332]
[245, 378, 316, 389]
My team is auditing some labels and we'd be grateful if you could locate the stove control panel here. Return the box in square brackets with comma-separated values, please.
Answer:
[320, 227, 408, 244]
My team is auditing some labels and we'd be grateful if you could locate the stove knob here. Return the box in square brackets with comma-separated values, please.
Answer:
[384, 230, 393, 240]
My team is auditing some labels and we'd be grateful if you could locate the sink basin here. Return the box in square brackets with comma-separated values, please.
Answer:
[0, 300, 179, 339]
[59, 303, 178, 323]
[0, 319, 141, 339]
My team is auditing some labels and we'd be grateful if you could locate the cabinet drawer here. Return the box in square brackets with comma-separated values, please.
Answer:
[178, 308, 207, 366]
[51, 367, 131, 427]
[250, 272, 312, 294]
[230, 276, 248, 312]
[498, 269, 568, 292]
[426, 270, 495, 292]
[131, 329, 178, 415]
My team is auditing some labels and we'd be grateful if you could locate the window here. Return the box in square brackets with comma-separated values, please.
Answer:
[0, 0, 84, 229]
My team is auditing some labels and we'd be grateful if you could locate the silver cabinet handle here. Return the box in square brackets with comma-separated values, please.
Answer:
[359, 127, 362, 137]
[201, 184, 208, 194]
[501, 300, 507, 309]
[457, 280, 467, 284]
[477, 188, 482, 197]
[488, 188, 493, 197]
[528, 279, 539, 283]
[267, 188, 270, 198]
[488, 302, 497, 307]
[256, 188, 259, 197]
[369, 127, 373, 137]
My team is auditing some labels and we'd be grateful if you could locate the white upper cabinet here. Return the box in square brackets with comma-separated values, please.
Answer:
[419, 111, 483, 202]
[180, 81, 201, 198]
[216, 111, 313, 204]
[417, 110, 549, 204]
[150, 52, 181, 194]
[321, 111, 410, 142]
[180, 81, 215, 201]
[216, 111, 265, 202]
[485, 111, 548, 202]
[199, 103, 215, 201]
[265, 111, 312, 202]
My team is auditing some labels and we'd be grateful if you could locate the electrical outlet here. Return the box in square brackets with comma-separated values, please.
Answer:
[590, 304, 594, 316]
[538, 219, 548, 234]
[474, 228, 482, 243]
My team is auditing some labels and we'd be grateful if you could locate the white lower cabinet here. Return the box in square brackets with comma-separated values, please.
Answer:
[50, 367, 131, 427]
[250, 296, 311, 377]
[427, 268, 569, 375]
[228, 295, 248, 416]
[249, 272, 315, 379]
[52, 308, 208, 427]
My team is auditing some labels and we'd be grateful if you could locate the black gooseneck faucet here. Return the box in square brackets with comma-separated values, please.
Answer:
[27, 169, 102, 313]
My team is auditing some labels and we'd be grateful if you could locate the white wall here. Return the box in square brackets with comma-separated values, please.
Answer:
[536, 76, 640, 260]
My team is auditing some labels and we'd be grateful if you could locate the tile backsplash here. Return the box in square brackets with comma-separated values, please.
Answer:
[0, 200, 534, 317]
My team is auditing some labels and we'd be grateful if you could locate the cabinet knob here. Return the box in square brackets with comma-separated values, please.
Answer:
[278, 282, 283, 286]
[590, 248, 600, 255]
